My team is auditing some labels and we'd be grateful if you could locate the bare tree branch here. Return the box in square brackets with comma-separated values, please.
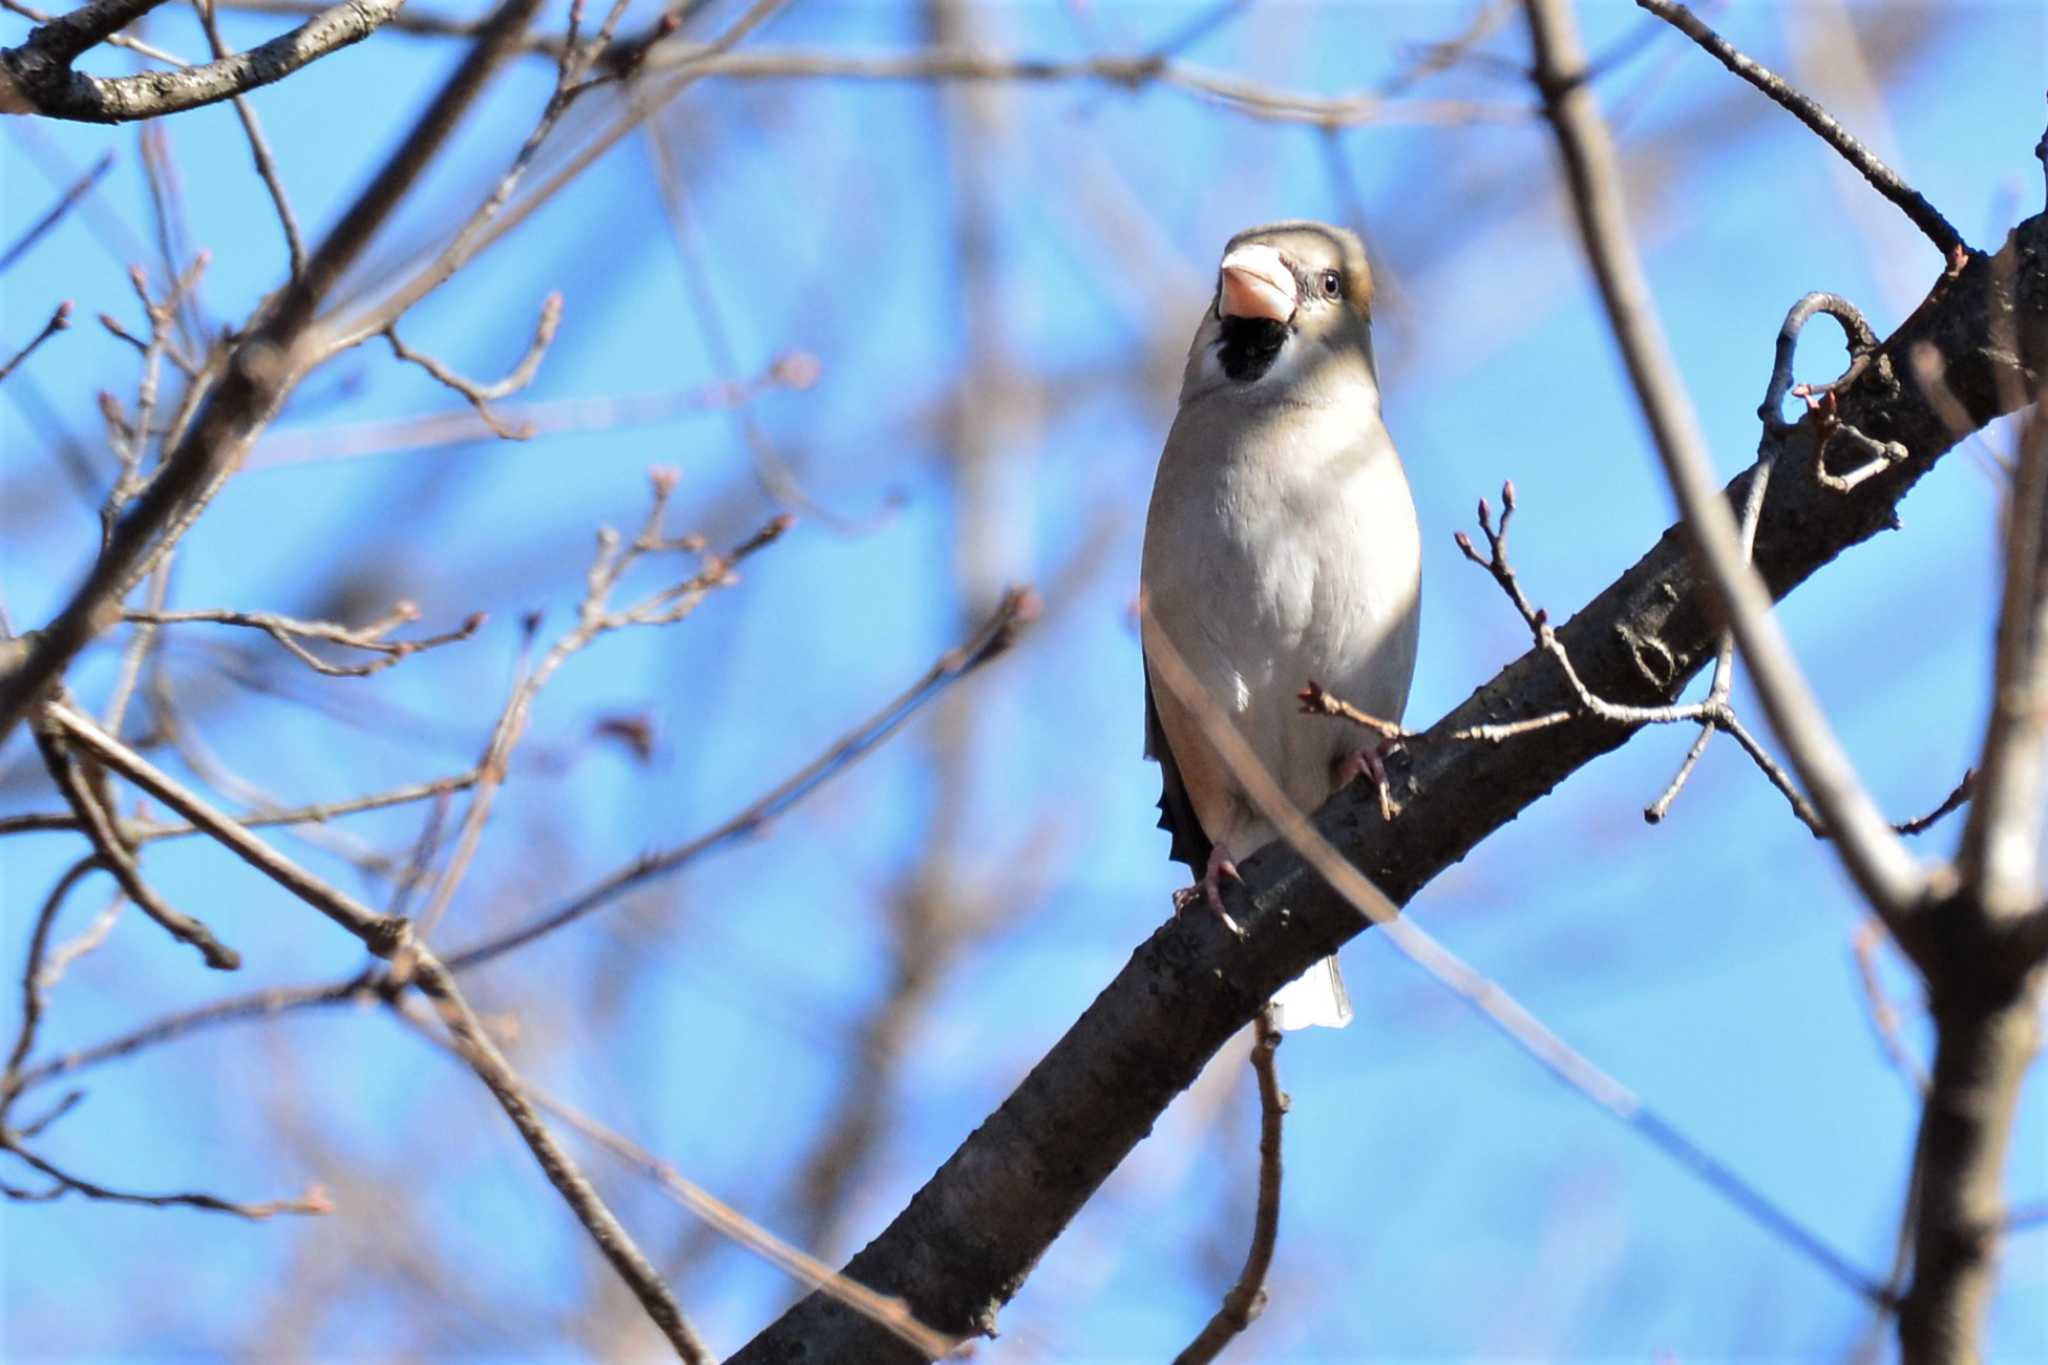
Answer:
[192, 0, 306, 276]
[33, 712, 240, 968]
[35, 696, 712, 1356]
[1896, 398, 2048, 1362]
[1, 1137, 330, 1219]
[1, 0, 409, 123]
[1172, 1010, 1285, 1365]
[1632, 0, 1967, 258]
[0, 300, 72, 385]
[0, 0, 546, 742]
[389, 997, 961, 1360]
[0, 148, 112, 272]
[1956, 401, 2048, 920]
[405, 950, 712, 1362]
[1523, 0, 1928, 939]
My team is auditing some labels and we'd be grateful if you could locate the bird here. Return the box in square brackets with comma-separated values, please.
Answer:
[1139, 221, 1421, 1031]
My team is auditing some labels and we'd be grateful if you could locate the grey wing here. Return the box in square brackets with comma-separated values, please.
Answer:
[1143, 650, 1212, 877]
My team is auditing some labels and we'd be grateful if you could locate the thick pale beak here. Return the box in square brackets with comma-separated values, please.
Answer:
[1218, 244, 1296, 323]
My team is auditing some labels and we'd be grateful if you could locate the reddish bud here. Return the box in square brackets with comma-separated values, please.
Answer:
[771, 351, 821, 390]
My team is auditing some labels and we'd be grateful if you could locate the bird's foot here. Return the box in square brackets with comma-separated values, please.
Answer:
[1336, 739, 1400, 822]
[1172, 843, 1246, 937]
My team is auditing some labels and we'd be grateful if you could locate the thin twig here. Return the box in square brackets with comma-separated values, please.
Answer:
[208, 2, 1529, 126]
[1632, 0, 1966, 259]
[1, 857, 97, 1113]
[1894, 770, 1974, 838]
[251, 352, 819, 468]
[447, 582, 1039, 970]
[383, 292, 563, 439]
[404, 950, 712, 1361]
[35, 888, 128, 993]
[1173, 1010, 1286, 1365]
[0, 1138, 329, 1219]
[1852, 918, 1927, 1095]
[124, 603, 485, 678]
[407, 481, 793, 949]
[37, 696, 709, 1354]
[1755, 290, 1908, 495]
[103, 556, 171, 736]
[322, 0, 788, 354]
[1297, 681, 1413, 741]
[16, 976, 372, 1094]
[0, 770, 483, 843]
[1646, 449, 1771, 823]
[1444, 479, 1824, 834]
[0, 149, 113, 273]
[389, 996, 960, 1359]
[0, 300, 72, 385]
[33, 717, 240, 969]
[7, 590, 1039, 1103]
[41, 699, 411, 955]
[192, 0, 306, 277]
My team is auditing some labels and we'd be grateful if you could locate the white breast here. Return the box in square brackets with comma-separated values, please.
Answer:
[1141, 389, 1421, 852]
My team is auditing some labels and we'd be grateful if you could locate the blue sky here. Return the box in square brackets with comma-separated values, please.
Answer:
[5, 1, 2047, 1360]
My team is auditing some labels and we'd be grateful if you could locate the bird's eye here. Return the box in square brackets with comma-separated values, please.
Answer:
[1320, 270, 1342, 298]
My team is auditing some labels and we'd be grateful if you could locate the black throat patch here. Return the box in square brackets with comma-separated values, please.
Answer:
[1217, 315, 1288, 384]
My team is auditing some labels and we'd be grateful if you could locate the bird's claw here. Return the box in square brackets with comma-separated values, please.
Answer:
[1337, 739, 1399, 822]
[1178, 846, 1244, 937]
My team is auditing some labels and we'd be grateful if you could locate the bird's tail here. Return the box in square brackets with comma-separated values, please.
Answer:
[1270, 955, 1353, 1030]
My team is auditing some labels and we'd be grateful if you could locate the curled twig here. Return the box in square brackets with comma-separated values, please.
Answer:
[1758, 291, 1881, 436]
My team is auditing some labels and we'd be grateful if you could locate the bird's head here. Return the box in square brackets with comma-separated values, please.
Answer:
[1184, 221, 1378, 404]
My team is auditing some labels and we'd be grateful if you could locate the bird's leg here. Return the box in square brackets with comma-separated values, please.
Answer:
[1172, 842, 1246, 937]
[1336, 739, 1399, 822]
